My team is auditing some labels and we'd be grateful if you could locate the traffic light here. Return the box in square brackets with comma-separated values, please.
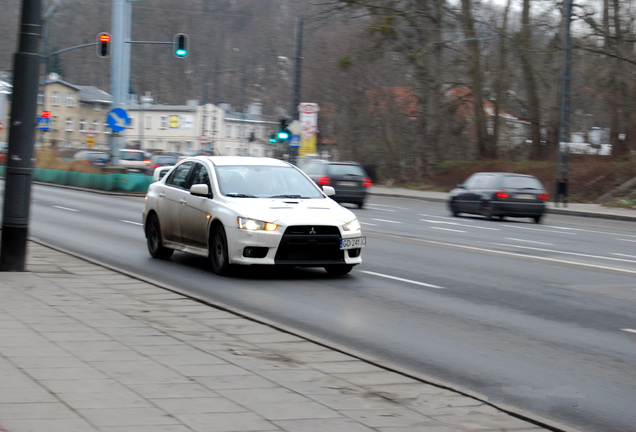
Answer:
[173, 33, 189, 58]
[277, 118, 290, 141]
[41, 111, 51, 118]
[96, 32, 111, 58]
[269, 133, 277, 143]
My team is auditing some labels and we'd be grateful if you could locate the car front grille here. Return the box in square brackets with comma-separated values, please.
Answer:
[275, 225, 344, 265]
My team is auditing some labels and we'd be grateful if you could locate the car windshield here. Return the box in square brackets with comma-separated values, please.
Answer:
[216, 165, 324, 199]
[155, 156, 178, 164]
[501, 176, 543, 190]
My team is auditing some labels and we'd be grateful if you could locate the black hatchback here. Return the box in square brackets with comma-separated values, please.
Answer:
[303, 160, 372, 208]
[448, 172, 549, 223]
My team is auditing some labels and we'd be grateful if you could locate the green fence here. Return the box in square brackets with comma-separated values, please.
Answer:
[0, 167, 153, 193]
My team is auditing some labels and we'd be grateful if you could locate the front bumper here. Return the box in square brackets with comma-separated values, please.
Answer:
[226, 224, 363, 267]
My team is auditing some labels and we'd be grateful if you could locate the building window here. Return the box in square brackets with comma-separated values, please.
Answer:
[160, 116, 167, 129]
[128, 117, 134, 129]
[66, 93, 74, 107]
[226, 125, 232, 138]
[37, 90, 44, 105]
[92, 120, 100, 132]
[65, 118, 74, 131]
[103, 122, 111, 134]
[145, 115, 152, 129]
[52, 92, 59, 106]
[93, 103, 101, 111]
[79, 119, 87, 132]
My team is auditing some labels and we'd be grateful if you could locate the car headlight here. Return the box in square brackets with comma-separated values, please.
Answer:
[342, 218, 361, 232]
[237, 217, 278, 231]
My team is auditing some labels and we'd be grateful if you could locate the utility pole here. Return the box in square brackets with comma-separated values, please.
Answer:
[289, 18, 303, 165]
[0, 0, 42, 271]
[109, 0, 127, 165]
[555, 0, 573, 207]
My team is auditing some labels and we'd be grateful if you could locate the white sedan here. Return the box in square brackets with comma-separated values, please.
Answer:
[142, 156, 365, 275]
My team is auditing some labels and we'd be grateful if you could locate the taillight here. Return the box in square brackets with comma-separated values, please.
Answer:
[362, 177, 373, 187]
[494, 190, 509, 199]
[538, 193, 549, 200]
[317, 176, 331, 186]
[144, 160, 151, 164]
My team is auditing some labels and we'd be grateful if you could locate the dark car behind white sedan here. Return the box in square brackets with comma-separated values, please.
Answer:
[448, 172, 548, 223]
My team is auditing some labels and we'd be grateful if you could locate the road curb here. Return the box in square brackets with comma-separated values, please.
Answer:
[23, 235, 585, 432]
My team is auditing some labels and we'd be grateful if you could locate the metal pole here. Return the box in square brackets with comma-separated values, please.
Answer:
[109, 0, 125, 165]
[0, 0, 43, 271]
[555, 0, 573, 207]
[291, 18, 303, 121]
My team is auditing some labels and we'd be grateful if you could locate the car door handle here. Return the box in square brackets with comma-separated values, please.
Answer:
[180, 198, 187, 205]
[159, 192, 165, 198]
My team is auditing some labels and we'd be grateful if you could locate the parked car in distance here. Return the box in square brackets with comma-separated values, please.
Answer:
[143, 156, 365, 275]
[117, 149, 150, 173]
[0, 142, 7, 165]
[302, 160, 372, 208]
[148, 154, 179, 174]
[152, 165, 173, 181]
[72, 150, 110, 167]
[448, 172, 549, 223]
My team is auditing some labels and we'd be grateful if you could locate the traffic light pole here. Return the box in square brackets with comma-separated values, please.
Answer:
[0, 0, 42, 272]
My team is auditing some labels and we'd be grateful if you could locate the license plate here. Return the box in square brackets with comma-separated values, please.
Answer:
[516, 193, 535, 199]
[340, 237, 366, 249]
[339, 181, 358, 187]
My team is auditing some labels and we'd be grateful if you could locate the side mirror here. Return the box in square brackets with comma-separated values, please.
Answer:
[190, 183, 211, 197]
[322, 186, 336, 197]
[457, 183, 465, 189]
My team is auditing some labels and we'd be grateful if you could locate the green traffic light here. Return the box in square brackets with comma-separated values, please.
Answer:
[277, 130, 289, 140]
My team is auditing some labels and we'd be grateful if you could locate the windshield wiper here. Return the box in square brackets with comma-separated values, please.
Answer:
[269, 194, 304, 199]
[225, 193, 256, 198]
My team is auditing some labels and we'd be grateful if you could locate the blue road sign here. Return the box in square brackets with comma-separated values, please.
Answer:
[37, 117, 51, 130]
[288, 135, 301, 148]
[106, 108, 129, 132]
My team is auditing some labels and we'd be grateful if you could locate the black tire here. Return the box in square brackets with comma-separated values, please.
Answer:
[533, 215, 543, 224]
[357, 201, 365, 209]
[210, 225, 231, 275]
[146, 213, 173, 259]
[325, 264, 354, 275]
[481, 202, 494, 221]
[450, 200, 460, 217]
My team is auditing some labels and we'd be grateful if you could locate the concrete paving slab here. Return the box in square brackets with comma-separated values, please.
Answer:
[77, 407, 180, 427]
[174, 412, 277, 432]
[0, 418, 101, 432]
[148, 397, 247, 414]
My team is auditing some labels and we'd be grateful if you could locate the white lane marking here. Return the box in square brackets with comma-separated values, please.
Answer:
[505, 238, 554, 246]
[369, 203, 409, 210]
[371, 233, 636, 275]
[419, 219, 500, 231]
[360, 270, 445, 289]
[613, 253, 636, 259]
[617, 238, 636, 243]
[53, 206, 79, 212]
[367, 207, 396, 212]
[121, 220, 143, 226]
[543, 225, 636, 239]
[502, 224, 577, 235]
[361, 222, 378, 226]
[494, 243, 636, 264]
[431, 227, 466, 233]
[372, 218, 402, 224]
[622, 329, 636, 334]
[419, 214, 473, 222]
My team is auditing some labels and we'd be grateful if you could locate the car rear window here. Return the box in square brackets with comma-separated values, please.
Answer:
[328, 164, 365, 177]
[121, 151, 144, 161]
[501, 176, 543, 190]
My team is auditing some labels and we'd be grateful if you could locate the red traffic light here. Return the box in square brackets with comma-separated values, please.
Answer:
[41, 111, 51, 118]
[96, 32, 111, 58]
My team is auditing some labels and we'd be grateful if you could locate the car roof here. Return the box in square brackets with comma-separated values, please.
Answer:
[190, 156, 292, 167]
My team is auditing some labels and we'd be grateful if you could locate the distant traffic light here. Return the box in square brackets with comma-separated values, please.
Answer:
[96, 32, 111, 58]
[269, 133, 277, 143]
[174, 33, 189, 58]
[41, 111, 51, 118]
[277, 118, 290, 141]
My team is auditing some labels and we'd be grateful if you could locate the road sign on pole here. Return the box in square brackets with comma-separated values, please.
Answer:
[198, 135, 209, 145]
[106, 108, 129, 132]
[85, 128, 97, 138]
[288, 135, 301, 148]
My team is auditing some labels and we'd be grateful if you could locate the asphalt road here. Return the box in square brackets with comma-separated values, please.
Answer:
[2, 182, 636, 432]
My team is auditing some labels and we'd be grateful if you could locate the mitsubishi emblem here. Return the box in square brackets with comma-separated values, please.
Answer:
[309, 227, 316, 235]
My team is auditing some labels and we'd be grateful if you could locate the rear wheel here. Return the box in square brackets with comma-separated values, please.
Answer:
[481, 202, 494, 221]
[533, 215, 543, 224]
[146, 213, 173, 259]
[325, 264, 354, 275]
[210, 225, 230, 275]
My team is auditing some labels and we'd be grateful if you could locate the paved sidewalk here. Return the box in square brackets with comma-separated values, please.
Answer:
[0, 241, 581, 432]
[368, 186, 636, 222]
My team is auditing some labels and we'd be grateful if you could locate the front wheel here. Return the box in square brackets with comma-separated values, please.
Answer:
[210, 225, 231, 275]
[146, 213, 173, 259]
[325, 264, 354, 276]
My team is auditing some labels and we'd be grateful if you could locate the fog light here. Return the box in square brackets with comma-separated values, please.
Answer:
[244, 247, 254, 257]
